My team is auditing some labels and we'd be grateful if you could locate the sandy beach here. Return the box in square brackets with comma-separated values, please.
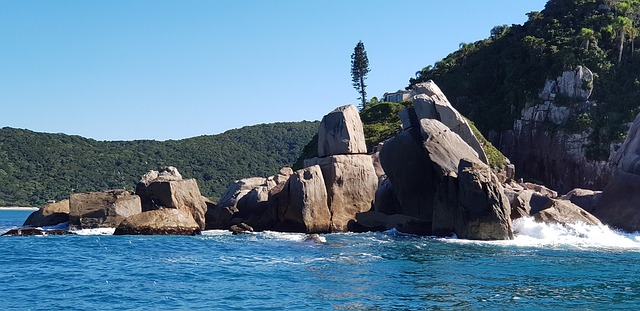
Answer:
[0, 207, 38, 211]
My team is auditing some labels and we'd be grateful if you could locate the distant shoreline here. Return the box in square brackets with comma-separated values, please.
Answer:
[0, 207, 38, 211]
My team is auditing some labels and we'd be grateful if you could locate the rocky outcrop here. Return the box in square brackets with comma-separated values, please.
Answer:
[69, 190, 141, 229]
[139, 166, 183, 186]
[419, 119, 480, 174]
[411, 81, 488, 164]
[317, 105, 367, 157]
[277, 165, 332, 233]
[217, 177, 268, 209]
[312, 154, 378, 231]
[533, 199, 601, 226]
[23, 200, 70, 227]
[560, 188, 601, 213]
[203, 198, 236, 230]
[456, 159, 513, 240]
[114, 209, 200, 236]
[495, 66, 610, 194]
[136, 168, 207, 230]
[593, 112, 640, 231]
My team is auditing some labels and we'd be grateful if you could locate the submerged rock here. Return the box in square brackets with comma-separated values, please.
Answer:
[2, 228, 74, 236]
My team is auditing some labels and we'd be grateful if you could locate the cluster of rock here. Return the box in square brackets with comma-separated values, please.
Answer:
[8, 79, 633, 238]
[11, 166, 205, 236]
[493, 66, 611, 194]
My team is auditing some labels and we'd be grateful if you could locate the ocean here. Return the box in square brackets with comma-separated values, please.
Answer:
[1, 210, 640, 310]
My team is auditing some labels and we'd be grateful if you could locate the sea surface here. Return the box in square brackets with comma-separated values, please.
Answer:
[2, 210, 640, 310]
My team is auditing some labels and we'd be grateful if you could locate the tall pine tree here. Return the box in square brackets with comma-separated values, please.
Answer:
[351, 40, 370, 109]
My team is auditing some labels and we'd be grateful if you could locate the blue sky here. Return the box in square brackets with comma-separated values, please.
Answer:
[0, 0, 548, 141]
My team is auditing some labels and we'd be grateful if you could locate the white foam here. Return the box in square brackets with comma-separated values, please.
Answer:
[71, 228, 116, 236]
[443, 217, 640, 250]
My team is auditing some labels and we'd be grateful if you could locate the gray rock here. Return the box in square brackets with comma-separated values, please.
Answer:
[412, 81, 488, 164]
[315, 154, 378, 232]
[279, 165, 332, 233]
[399, 107, 419, 130]
[136, 178, 207, 230]
[594, 170, 640, 231]
[23, 200, 70, 227]
[217, 177, 267, 209]
[533, 199, 601, 226]
[556, 66, 593, 101]
[203, 198, 236, 230]
[373, 176, 401, 215]
[69, 190, 142, 229]
[431, 173, 458, 237]
[371, 143, 385, 177]
[560, 188, 602, 213]
[456, 159, 513, 240]
[317, 104, 367, 157]
[114, 209, 200, 236]
[419, 118, 480, 175]
[379, 128, 438, 220]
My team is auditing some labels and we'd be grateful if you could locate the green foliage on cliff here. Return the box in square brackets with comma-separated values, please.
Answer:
[0, 122, 318, 206]
[360, 102, 404, 151]
[410, 0, 640, 159]
[467, 119, 508, 170]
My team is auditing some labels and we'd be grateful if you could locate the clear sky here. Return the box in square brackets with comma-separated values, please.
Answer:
[0, 0, 548, 141]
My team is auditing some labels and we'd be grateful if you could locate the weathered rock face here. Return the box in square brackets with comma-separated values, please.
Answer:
[69, 190, 141, 229]
[217, 177, 267, 209]
[420, 119, 480, 175]
[593, 112, 640, 231]
[136, 174, 207, 230]
[373, 176, 401, 215]
[456, 160, 513, 240]
[533, 199, 601, 226]
[23, 200, 70, 227]
[379, 128, 438, 220]
[371, 143, 385, 177]
[317, 105, 367, 157]
[114, 209, 200, 236]
[204, 198, 236, 230]
[494, 66, 610, 194]
[411, 81, 488, 164]
[278, 165, 332, 233]
[509, 190, 554, 220]
[314, 154, 377, 231]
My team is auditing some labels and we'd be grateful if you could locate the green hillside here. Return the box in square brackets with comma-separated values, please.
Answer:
[411, 0, 640, 159]
[0, 122, 318, 206]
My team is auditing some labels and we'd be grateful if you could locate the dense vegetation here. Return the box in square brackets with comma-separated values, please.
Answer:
[410, 0, 640, 159]
[0, 122, 318, 206]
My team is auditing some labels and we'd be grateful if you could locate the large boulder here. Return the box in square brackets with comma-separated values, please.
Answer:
[314, 154, 377, 232]
[379, 128, 438, 220]
[412, 81, 488, 164]
[456, 159, 513, 240]
[69, 190, 141, 229]
[560, 188, 601, 213]
[114, 209, 200, 236]
[373, 176, 401, 215]
[217, 177, 267, 209]
[593, 112, 640, 231]
[203, 198, 235, 230]
[593, 170, 640, 231]
[278, 165, 332, 233]
[509, 190, 554, 220]
[420, 118, 481, 175]
[317, 105, 367, 157]
[139, 166, 183, 186]
[23, 200, 70, 227]
[136, 171, 207, 230]
[533, 199, 601, 226]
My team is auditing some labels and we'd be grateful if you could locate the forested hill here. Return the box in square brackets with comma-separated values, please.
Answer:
[0, 122, 318, 206]
[411, 0, 640, 159]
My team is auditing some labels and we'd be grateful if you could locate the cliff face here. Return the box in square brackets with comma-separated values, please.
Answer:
[492, 66, 612, 193]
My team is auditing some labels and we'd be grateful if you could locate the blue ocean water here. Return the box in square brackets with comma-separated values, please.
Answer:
[2, 210, 640, 310]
